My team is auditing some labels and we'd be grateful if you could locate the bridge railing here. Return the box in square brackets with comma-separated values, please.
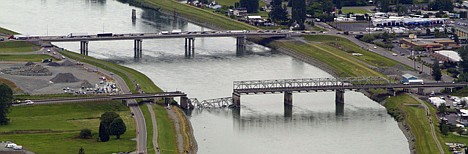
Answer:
[233, 77, 391, 90]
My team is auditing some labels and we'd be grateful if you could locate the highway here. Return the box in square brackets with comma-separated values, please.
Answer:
[18, 30, 312, 42]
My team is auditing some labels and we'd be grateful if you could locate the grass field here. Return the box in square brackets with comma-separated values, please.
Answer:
[140, 105, 155, 154]
[140, 0, 259, 30]
[384, 94, 445, 154]
[0, 41, 38, 53]
[0, 54, 57, 62]
[271, 40, 383, 77]
[304, 35, 399, 68]
[0, 101, 136, 154]
[341, 7, 371, 14]
[153, 105, 177, 154]
[0, 27, 18, 35]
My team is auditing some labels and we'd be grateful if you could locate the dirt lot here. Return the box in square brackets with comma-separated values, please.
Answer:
[0, 61, 104, 95]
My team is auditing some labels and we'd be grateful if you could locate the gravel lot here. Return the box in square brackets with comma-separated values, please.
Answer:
[0, 61, 104, 95]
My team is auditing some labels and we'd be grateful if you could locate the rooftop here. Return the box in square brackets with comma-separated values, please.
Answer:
[435, 50, 462, 62]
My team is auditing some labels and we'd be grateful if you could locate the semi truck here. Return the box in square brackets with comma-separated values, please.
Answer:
[97, 32, 113, 37]
[403, 79, 424, 85]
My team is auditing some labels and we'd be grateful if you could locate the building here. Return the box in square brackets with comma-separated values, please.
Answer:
[400, 38, 459, 51]
[400, 73, 418, 83]
[233, 8, 247, 17]
[429, 97, 446, 107]
[432, 50, 462, 63]
[371, 16, 447, 27]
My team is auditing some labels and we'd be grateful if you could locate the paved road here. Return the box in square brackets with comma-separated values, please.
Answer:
[410, 94, 445, 154]
[147, 104, 160, 154]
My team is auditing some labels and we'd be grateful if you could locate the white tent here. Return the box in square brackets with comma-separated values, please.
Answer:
[429, 97, 446, 107]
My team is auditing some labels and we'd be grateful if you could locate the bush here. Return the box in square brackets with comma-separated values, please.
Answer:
[79, 128, 92, 139]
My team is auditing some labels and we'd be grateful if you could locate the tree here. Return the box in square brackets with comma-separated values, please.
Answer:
[291, 0, 306, 30]
[0, 84, 13, 125]
[99, 122, 110, 142]
[456, 127, 465, 136]
[438, 103, 447, 113]
[110, 117, 127, 139]
[79, 128, 92, 139]
[378, 0, 390, 12]
[335, 0, 342, 9]
[454, 34, 460, 44]
[240, 0, 258, 13]
[79, 147, 85, 154]
[269, 0, 288, 24]
[426, 28, 431, 36]
[432, 61, 442, 82]
[429, 0, 453, 11]
[100, 112, 120, 127]
[440, 121, 449, 136]
[458, 46, 468, 73]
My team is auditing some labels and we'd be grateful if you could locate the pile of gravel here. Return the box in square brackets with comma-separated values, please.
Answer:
[61, 60, 74, 67]
[81, 80, 93, 88]
[1, 64, 52, 76]
[50, 73, 80, 83]
[25, 61, 35, 66]
[48, 62, 60, 67]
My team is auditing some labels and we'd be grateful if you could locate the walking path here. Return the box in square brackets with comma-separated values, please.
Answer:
[166, 107, 184, 153]
[410, 94, 445, 154]
[147, 104, 160, 154]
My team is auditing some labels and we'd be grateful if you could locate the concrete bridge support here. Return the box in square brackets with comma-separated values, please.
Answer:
[236, 36, 246, 56]
[387, 88, 396, 96]
[417, 88, 424, 95]
[284, 105, 292, 117]
[80, 41, 88, 55]
[134, 39, 142, 59]
[335, 89, 344, 104]
[284, 91, 293, 106]
[185, 38, 195, 58]
[232, 92, 241, 108]
[335, 89, 345, 116]
[180, 96, 189, 109]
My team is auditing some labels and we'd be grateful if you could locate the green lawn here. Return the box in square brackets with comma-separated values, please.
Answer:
[271, 40, 383, 77]
[0, 54, 57, 62]
[0, 27, 18, 35]
[153, 105, 178, 154]
[140, 0, 259, 30]
[385, 94, 444, 154]
[341, 7, 371, 14]
[215, 0, 267, 8]
[140, 105, 155, 154]
[14, 93, 93, 100]
[0, 101, 136, 154]
[0, 41, 38, 53]
[304, 35, 399, 68]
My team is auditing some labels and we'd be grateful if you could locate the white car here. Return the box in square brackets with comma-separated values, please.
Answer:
[392, 53, 398, 56]
[25, 100, 34, 105]
[373, 46, 377, 49]
[5, 143, 17, 148]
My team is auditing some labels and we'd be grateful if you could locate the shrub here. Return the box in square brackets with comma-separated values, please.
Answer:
[79, 128, 92, 139]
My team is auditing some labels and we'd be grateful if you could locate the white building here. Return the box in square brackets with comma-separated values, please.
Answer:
[429, 97, 446, 107]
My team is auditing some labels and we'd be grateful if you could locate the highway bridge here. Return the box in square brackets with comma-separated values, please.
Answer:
[232, 77, 468, 109]
[19, 91, 191, 107]
[20, 30, 312, 58]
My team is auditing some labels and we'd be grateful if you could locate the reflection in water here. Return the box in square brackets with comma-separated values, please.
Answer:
[140, 9, 188, 31]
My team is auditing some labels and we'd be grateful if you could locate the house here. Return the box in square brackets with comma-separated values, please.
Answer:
[233, 8, 248, 17]
[400, 73, 418, 83]
[432, 50, 462, 63]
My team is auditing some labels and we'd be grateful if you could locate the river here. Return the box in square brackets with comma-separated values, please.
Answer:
[0, 0, 409, 153]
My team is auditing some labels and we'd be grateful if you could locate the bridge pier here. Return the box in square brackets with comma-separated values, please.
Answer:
[284, 104, 292, 117]
[335, 89, 345, 116]
[417, 88, 424, 95]
[185, 38, 195, 58]
[80, 41, 89, 56]
[134, 39, 142, 59]
[180, 96, 189, 109]
[335, 89, 344, 104]
[387, 88, 396, 96]
[236, 36, 246, 56]
[284, 91, 293, 106]
[232, 92, 241, 108]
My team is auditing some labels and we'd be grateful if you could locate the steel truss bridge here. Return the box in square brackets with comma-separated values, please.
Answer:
[232, 77, 468, 108]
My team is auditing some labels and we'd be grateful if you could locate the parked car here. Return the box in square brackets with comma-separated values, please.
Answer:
[25, 100, 34, 105]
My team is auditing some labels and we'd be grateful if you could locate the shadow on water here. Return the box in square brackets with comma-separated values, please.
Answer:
[184, 104, 387, 131]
